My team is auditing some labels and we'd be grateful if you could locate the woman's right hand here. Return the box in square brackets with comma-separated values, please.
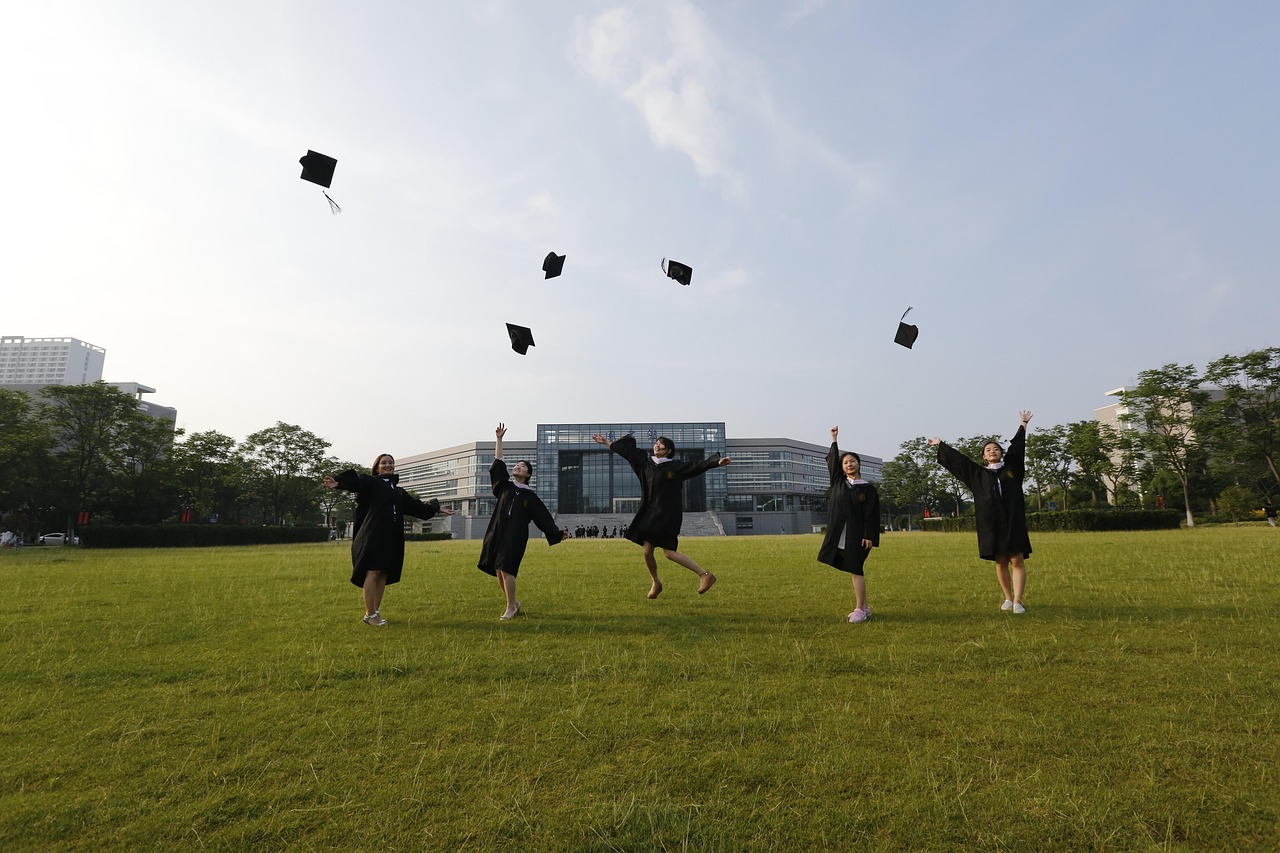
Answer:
[926, 438, 941, 446]
[323, 476, 337, 489]
[496, 423, 507, 439]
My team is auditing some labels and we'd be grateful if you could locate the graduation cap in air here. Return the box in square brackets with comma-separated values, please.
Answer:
[894, 307, 919, 349]
[542, 251, 566, 279]
[299, 150, 341, 214]
[506, 323, 535, 355]
[662, 258, 693, 286]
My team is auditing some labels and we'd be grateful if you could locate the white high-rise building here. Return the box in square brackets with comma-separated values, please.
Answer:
[0, 336, 106, 386]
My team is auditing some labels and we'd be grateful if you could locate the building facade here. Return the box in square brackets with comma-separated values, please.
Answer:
[393, 422, 883, 539]
[0, 336, 105, 386]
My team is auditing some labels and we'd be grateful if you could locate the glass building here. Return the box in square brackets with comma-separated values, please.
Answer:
[536, 422, 728, 515]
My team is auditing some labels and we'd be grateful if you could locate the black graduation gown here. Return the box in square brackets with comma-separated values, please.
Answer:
[332, 470, 441, 586]
[817, 442, 881, 574]
[935, 426, 1032, 561]
[477, 459, 562, 577]
[610, 434, 723, 551]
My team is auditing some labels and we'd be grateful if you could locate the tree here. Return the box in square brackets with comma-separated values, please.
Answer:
[1027, 425, 1072, 510]
[1203, 347, 1280, 493]
[1120, 364, 1210, 526]
[318, 457, 362, 532]
[103, 415, 181, 524]
[241, 422, 332, 525]
[878, 438, 950, 525]
[173, 430, 249, 523]
[38, 383, 144, 531]
[0, 389, 52, 521]
[1064, 420, 1111, 505]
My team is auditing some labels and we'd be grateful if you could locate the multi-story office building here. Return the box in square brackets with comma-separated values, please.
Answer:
[0, 336, 105, 386]
[394, 422, 883, 539]
[0, 335, 177, 423]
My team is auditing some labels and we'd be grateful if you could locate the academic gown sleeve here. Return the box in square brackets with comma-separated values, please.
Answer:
[935, 442, 984, 493]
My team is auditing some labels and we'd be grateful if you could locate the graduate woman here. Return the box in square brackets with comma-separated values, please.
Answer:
[477, 423, 567, 620]
[592, 431, 731, 599]
[817, 426, 881, 623]
[928, 411, 1033, 613]
[323, 454, 454, 626]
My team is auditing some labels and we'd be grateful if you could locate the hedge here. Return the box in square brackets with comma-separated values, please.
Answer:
[405, 532, 453, 541]
[80, 525, 333, 549]
[921, 509, 1183, 532]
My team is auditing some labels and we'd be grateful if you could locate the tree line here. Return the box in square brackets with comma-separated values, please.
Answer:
[4, 348, 1276, 537]
[0, 382, 360, 538]
[877, 348, 1279, 528]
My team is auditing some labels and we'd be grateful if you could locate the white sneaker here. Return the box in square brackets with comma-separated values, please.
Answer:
[1011, 603, 1026, 614]
[848, 608, 870, 623]
[362, 611, 387, 626]
[1001, 599, 1015, 611]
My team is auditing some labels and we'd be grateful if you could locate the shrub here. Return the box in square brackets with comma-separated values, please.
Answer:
[921, 509, 1182, 532]
[404, 532, 453, 541]
[80, 525, 332, 549]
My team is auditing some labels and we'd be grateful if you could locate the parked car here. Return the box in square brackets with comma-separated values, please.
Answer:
[39, 533, 67, 545]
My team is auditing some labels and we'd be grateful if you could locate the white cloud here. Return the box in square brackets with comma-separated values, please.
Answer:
[572, 2, 743, 196]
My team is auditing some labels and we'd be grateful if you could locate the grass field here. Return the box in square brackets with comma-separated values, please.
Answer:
[1, 529, 1277, 851]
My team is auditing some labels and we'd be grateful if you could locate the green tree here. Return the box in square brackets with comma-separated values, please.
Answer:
[241, 422, 332, 525]
[0, 389, 52, 519]
[878, 438, 949, 527]
[103, 415, 182, 524]
[1120, 364, 1210, 526]
[173, 430, 249, 523]
[38, 383, 143, 532]
[1203, 347, 1280, 492]
[1065, 420, 1111, 505]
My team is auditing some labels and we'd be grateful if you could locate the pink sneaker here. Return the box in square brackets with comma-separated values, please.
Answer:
[848, 608, 870, 623]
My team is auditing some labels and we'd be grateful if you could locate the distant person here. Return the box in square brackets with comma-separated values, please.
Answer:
[477, 423, 567, 620]
[1265, 500, 1277, 527]
[928, 411, 1033, 614]
[817, 426, 881, 623]
[324, 454, 454, 626]
[592, 431, 730, 598]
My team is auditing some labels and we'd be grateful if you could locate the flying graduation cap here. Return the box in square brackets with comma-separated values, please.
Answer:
[894, 307, 919, 349]
[299, 150, 341, 214]
[506, 323, 535, 355]
[662, 258, 693, 286]
[543, 252, 566, 279]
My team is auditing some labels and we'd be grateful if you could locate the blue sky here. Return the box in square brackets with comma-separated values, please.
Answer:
[3, 1, 1277, 465]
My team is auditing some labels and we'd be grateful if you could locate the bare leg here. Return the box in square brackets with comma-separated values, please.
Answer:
[362, 571, 386, 617]
[642, 542, 663, 598]
[498, 570, 519, 619]
[662, 549, 716, 594]
[994, 558, 1013, 604]
[1010, 554, 1027, 605]
[851, 573, 867, 612]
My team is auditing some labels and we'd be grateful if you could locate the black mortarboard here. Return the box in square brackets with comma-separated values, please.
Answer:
[299, 150, 341, 214]
[299, 150, 337, 188]
[662, 258, 693, 286]
[543, 252, 566, 279]
[894, 307, 919, 349]
[506, 323, 535, 355]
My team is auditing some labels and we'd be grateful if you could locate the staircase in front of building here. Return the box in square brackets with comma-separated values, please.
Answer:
[554, 512, 726, 538]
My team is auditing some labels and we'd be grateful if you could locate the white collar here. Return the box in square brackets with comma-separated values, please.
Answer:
[846, 477, 868, 486]
[986, 462, 1005, 471]
[512, 480, 535, 491]
[652, 456, 675, 465]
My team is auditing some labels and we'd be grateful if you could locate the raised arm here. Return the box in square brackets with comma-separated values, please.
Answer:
[827, 427, 842, 485]
[495, 422, 506, 460]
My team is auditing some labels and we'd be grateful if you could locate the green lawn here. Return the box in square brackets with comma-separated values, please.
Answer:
[2, 529, 1277, 851]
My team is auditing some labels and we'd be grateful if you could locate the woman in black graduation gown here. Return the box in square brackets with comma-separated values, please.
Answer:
[817, 426, 881, 623]
[323, 453, 453, 626]
[592, 431, 731, 599]
[478, 423, 566, 620]
[928, 411, 1033, 613]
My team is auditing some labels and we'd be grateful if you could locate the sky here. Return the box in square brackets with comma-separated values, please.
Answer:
[3, 1, 1278, 466]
